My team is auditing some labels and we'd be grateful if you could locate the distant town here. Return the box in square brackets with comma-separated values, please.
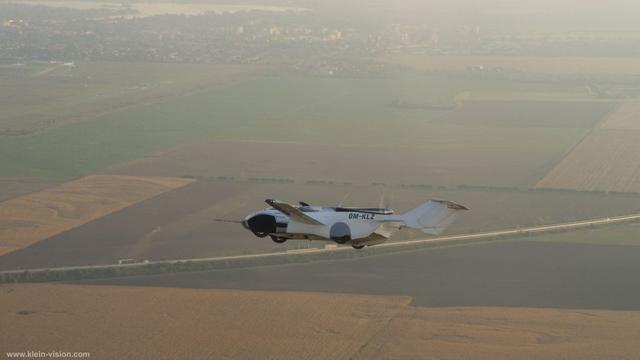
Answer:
[3, 1, 640, 72]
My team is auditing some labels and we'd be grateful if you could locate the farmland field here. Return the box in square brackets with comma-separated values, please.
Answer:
[1, 65, 626, 270]
[90, 240, 640, 311]
[0, 64, 635, 270]
[0, 62, 262, 134]
[105, 137, 578, 188]
[2, 179, 639, 270]
[357, 304, 640, 360]
[440, 100, 614, 128]
[382, 54, 640, 76]
[0, 178, 62, 202]
[536, 130, 640, 193]
[0, 284, 409, 360]
[0, 73, 601, 180]
[0, 175, 192, 256]
[601, 100, 640, 130]
[104, 97, 614, 188]
[4, 284, 640, 360]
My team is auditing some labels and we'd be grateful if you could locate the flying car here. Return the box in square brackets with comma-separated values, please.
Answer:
[240, 198, 468, 249]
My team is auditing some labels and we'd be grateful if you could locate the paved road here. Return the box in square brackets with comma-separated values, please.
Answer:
[1, 212, 639, 275]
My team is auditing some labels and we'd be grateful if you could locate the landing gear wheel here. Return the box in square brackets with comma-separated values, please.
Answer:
[333, 236, 350, 245]
[352, 244, 365, 250]
[254, 232, 268, 238]
[270, 236, 287, 244]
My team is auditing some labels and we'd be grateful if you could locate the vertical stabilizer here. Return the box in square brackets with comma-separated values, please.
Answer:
[401, 200, 468, 235]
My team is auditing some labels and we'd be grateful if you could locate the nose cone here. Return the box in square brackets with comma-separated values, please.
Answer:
[244, 213, 276, 237]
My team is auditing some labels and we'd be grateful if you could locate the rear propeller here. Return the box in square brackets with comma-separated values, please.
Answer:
[337, 192, 351, 207]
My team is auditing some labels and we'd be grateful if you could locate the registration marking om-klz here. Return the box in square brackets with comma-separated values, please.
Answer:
[349, 213, 375, 220]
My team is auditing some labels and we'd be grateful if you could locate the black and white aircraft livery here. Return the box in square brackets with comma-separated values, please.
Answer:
[240, 199, 469, 249]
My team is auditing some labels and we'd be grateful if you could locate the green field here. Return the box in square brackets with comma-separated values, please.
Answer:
[0, 71, 593, 179]
[0, 62, 260, 134]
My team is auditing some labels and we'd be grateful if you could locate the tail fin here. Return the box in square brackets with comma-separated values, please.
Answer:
[401, 200, 468, 235]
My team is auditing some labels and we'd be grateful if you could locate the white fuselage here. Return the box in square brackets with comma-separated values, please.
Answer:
[287, 210, 380, 240]
[242, 198, 467, 248]
[245, 206, 399, 242]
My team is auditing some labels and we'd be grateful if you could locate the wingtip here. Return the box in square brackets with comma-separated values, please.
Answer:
[431, 199, 469, 211]
[447, 201, 470, 211]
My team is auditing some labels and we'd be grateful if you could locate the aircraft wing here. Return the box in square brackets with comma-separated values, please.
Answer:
[265, 199, 324, 225]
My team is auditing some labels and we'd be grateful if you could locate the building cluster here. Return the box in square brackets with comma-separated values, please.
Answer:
[2, 3, 639, 68]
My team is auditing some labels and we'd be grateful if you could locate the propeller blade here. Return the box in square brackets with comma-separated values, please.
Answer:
[212, 218, 242, 224]
[378, 190, 386, 209]
[337, 192, 351, 207]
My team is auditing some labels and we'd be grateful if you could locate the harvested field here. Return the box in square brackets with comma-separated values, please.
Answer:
[3, 284, 639, 359]
[601, 101, 640, 130]
[0, 284, 410, 360]
[383, 55, 640, 76]
[359, 305, 640, 360]
[0, 175, 192, 256]
[536, 130, 640, 193]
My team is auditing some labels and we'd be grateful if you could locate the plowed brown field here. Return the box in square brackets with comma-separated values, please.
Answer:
[0, 176, 193, 255]
[357, 305, 640, 360]
[601, 101, 640, 130]
[2, 284, 640, 360]
[0, 285, 411, 360]
[536, 130, 640, 193]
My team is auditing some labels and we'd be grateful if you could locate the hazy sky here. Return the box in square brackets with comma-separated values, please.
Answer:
[309, 0, 640, 29]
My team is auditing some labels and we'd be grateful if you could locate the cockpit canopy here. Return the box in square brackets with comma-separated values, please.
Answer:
[298, 205, 394, 215]
[299, 205, 322, 213]
[267, 199, 394, 215]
